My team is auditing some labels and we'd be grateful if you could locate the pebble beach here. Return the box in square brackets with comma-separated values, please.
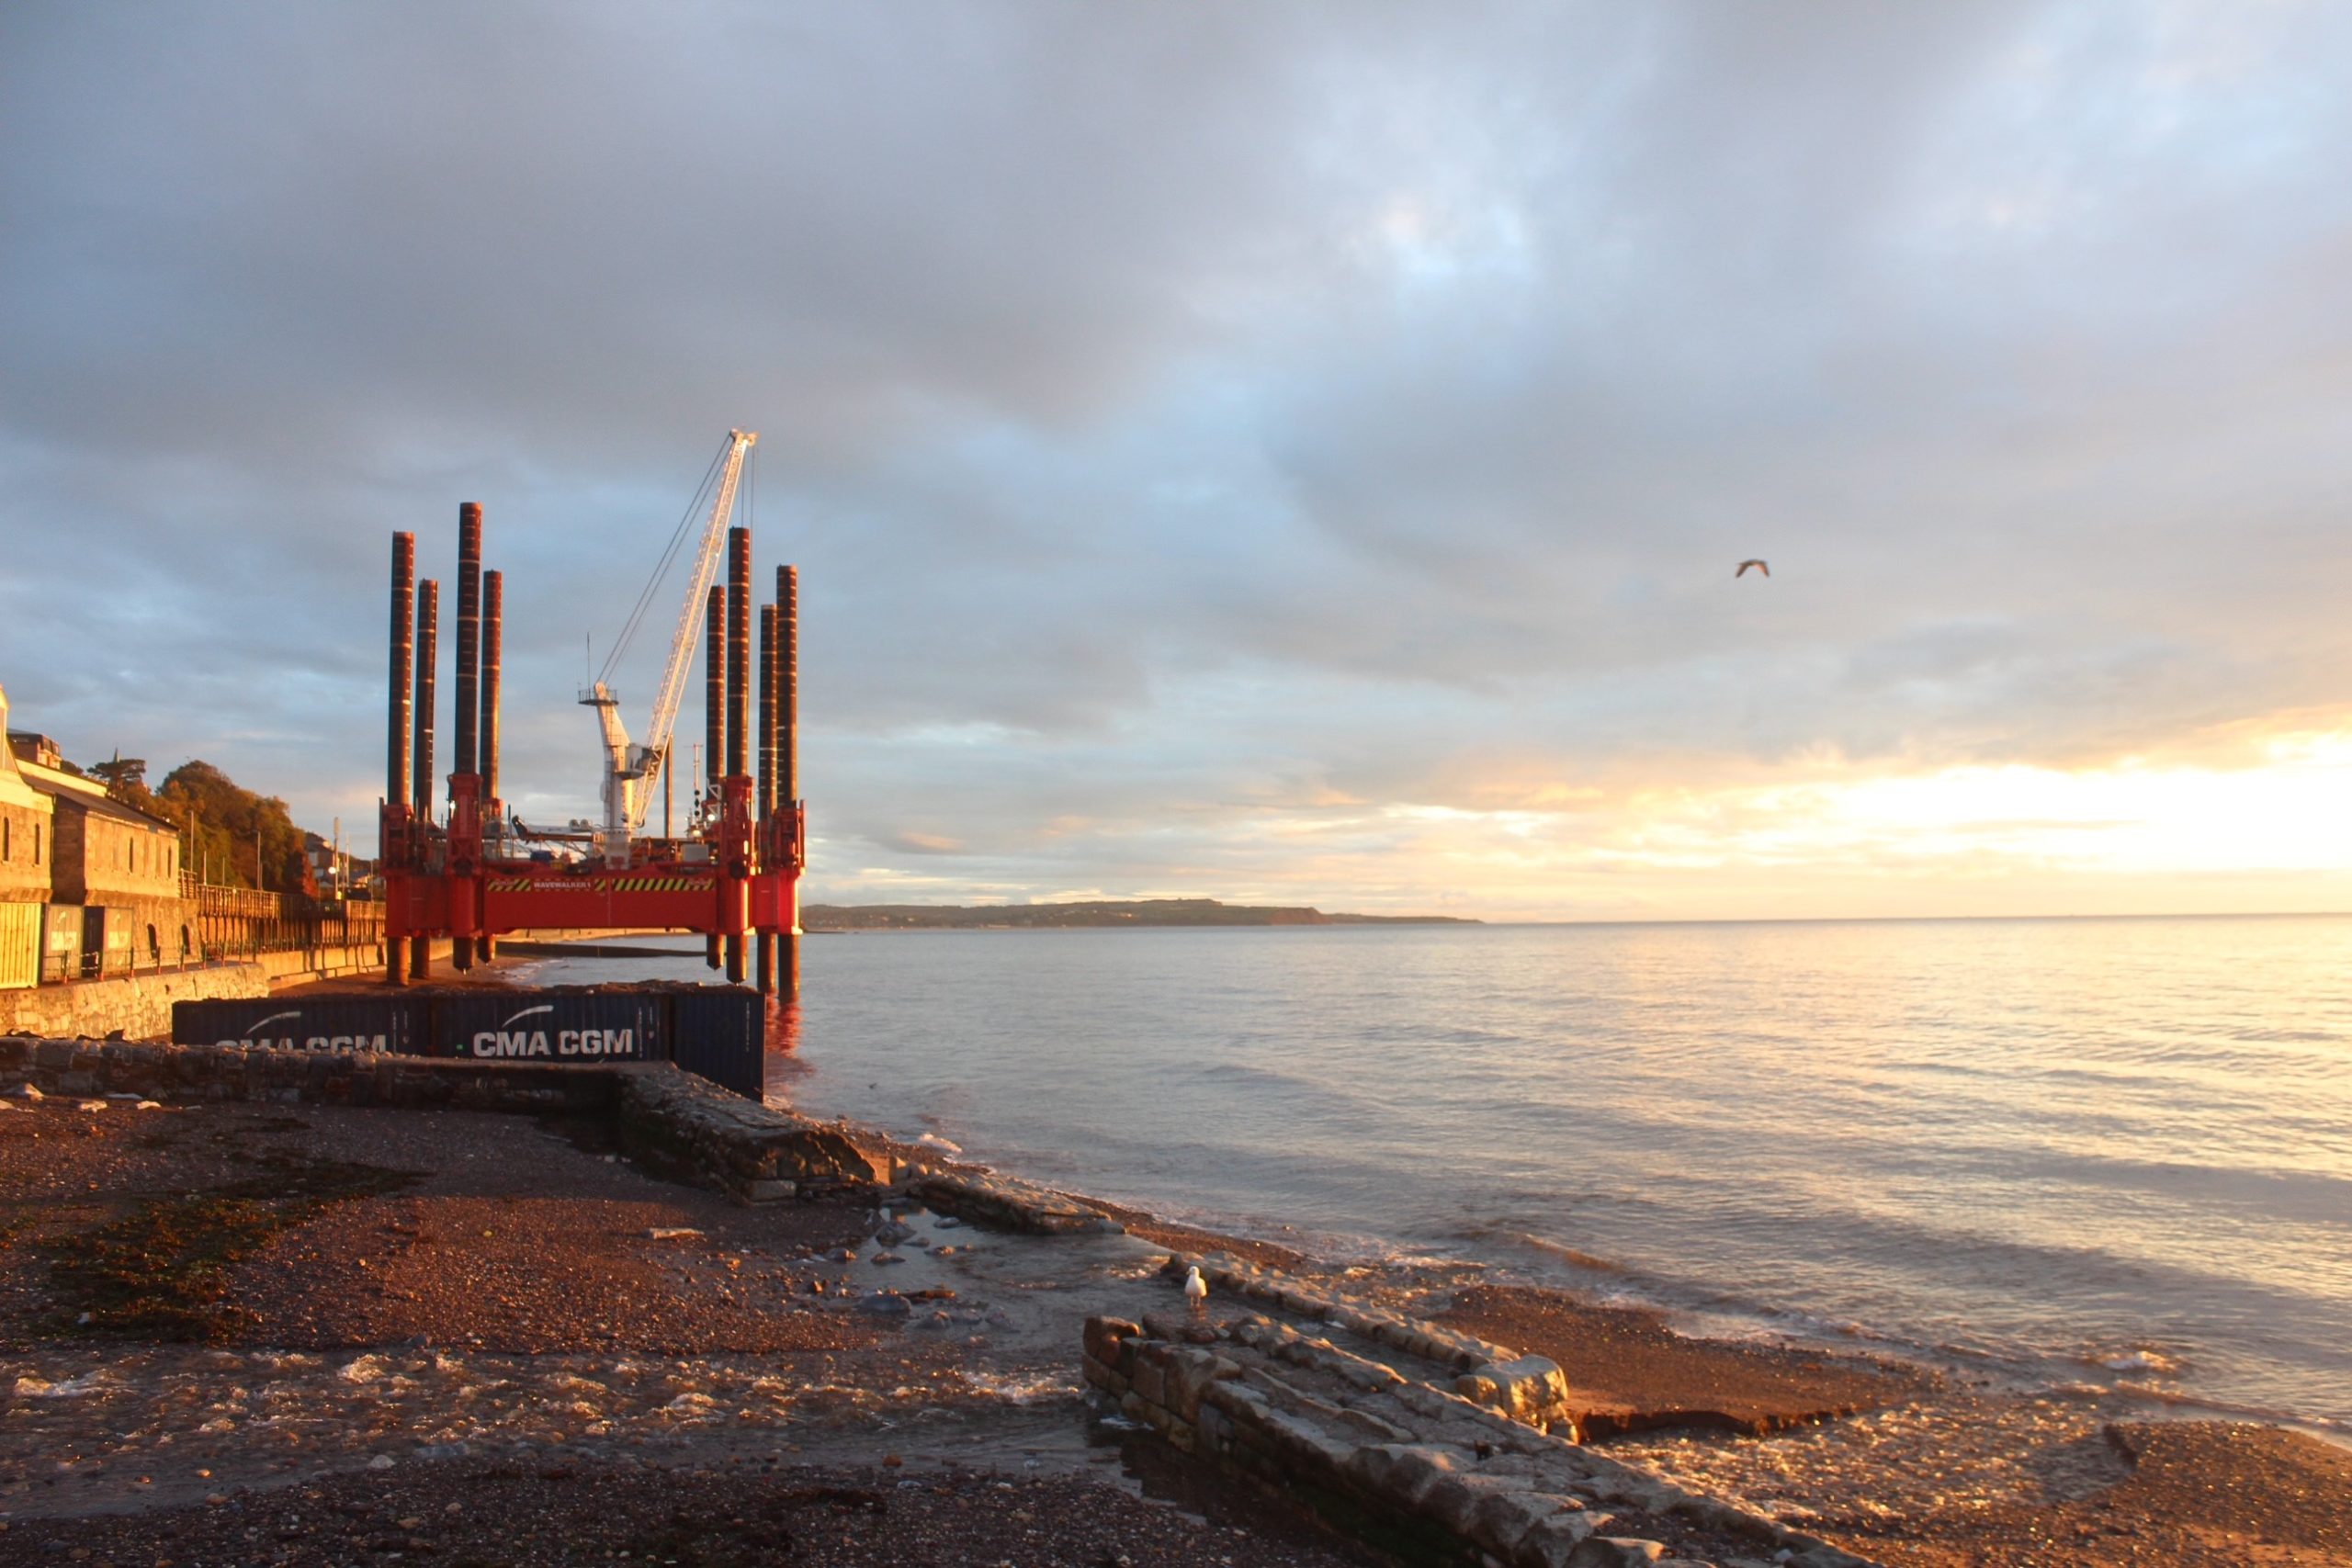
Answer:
[0, 1078, 2345, 1565]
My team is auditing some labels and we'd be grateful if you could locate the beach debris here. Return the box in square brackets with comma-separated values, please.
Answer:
[77, 1100, 108, 1112]
[645, 1227, 704, 1241]
[11, 1083, 41, 1100]
[1184, 1265, 1208, 1314]
[1736, 558, 1770, 577]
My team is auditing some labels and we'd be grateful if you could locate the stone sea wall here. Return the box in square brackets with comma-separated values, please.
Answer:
[0, 1036, 891, 1203]
[0, 963, 268, 1043]
[0, 1033, 624, 1117]
[615, 1068, 896, 1200]
[0, 940, 452, 1043]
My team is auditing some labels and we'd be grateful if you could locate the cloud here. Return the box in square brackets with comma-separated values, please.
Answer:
[5, 2, 2351, 916]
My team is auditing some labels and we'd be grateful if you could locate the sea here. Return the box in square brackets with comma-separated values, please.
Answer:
[519, 913, 2352, 1438]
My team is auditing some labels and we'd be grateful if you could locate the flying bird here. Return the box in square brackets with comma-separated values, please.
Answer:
[1736, 559, 1770, 578]
[1184, 1266, 1208, 1314]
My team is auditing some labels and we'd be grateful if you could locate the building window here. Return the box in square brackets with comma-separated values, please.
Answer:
[146, 924, 160, 962]
[3, 818, 9, 861]
[31, 824, 39, 864]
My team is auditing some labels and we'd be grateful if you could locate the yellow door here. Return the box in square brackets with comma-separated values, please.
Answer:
[0, 903, 40, 989]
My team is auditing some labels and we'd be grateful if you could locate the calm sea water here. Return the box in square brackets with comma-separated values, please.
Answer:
[527, 915, 2352, 1432]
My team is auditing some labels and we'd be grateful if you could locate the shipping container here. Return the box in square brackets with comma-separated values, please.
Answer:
[429, 990, 662, 1065]
[39, 905, 80, 984]
[668, 986, 765, 1099]
[0, 903, 38, 990]
[172, 995, 424, 1055]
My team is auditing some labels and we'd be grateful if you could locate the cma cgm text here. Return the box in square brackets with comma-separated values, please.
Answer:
[469, 1029, 636, 1058]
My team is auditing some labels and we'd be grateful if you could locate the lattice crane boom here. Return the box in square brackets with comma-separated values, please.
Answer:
[627, 429, 756, 834]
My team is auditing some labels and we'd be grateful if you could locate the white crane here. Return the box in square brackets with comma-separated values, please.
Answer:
[581, 429, 757, 866]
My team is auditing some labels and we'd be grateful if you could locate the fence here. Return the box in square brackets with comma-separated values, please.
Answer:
[183, 879, 386, 962]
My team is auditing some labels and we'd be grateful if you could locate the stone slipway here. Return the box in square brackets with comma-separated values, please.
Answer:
[1079, 1250, 1883, 1568]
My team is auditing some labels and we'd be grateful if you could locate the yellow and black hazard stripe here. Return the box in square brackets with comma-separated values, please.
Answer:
[486, 876, 711, 893]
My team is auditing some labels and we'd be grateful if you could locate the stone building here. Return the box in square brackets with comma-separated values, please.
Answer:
[0, 688, 55, 987]
[4, 694, 192, 978]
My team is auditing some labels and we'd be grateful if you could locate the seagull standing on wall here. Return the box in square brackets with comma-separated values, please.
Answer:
[1736, 559, 1770, 578]
[1184, 1266, 1208, 1314]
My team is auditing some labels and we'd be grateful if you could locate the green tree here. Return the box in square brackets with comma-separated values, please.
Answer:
[143, 760, 318, 897]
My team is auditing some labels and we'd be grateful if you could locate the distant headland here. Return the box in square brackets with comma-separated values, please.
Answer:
[800, 897, 1478, 931]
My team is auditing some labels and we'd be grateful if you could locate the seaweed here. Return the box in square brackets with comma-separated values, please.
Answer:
[40, 1154, 420, 1342]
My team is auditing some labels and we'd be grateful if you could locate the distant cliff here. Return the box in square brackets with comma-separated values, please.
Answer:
[799, 897, 1478, 931]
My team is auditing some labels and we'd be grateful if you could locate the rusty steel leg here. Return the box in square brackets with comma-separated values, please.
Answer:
[780, 564, 799, 1003]
[727, 526, 751, 779]
[410, 578, 438, 982]
[479, 568, 501, 964]
[705, 582, 725, 971]
[755, 931, 773, 995]
[451, 505, 481, 973]
[387, 534, 413, 987]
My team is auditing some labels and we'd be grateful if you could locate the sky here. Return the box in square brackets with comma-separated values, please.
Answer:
[5, 1, 2351, 921]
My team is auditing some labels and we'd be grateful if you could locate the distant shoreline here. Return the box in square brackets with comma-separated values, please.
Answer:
[799, 897, 1477, 931]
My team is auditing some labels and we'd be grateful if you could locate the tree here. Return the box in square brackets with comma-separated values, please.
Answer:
[143, 760, 319, 897]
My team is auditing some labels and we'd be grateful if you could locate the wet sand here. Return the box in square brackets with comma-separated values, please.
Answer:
[0, 1089, 2346, 1565]
[1434, 1282, 1930, 1438]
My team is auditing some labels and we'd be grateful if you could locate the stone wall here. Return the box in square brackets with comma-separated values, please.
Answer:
[0, 939, 454, 1041]
[0, 1034, 626, 1117]
[0, 1034, 891, 1205]
[615, 1069, 894, 1201]
[0, 960, 268, 1041]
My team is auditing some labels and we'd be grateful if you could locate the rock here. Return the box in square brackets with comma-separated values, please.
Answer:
[11, 1084, 41, 1100]
[646, 1227, 703, 1240]
[75, 1100, 107, 1112]
[871, 1251, 905, 1265]
[368, 1454, 396, 1471]
[855, 1293, 911, 1316]
[1567, 1540, 1667, 1568]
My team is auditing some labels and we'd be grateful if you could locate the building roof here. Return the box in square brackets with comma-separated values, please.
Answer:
[17, 760, 176, 832]
[0, 707, 51, 813]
